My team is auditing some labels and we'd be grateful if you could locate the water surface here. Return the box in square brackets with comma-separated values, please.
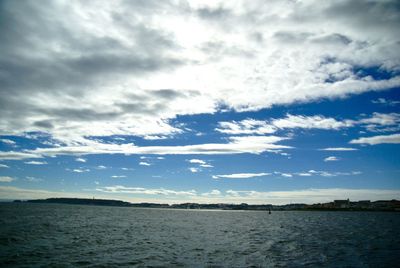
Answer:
[1, 203, 399, 267]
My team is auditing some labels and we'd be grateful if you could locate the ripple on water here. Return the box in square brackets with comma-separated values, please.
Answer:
[0, 204, 399, 267]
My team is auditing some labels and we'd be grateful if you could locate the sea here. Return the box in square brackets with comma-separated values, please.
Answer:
[1, 203, 399, 267]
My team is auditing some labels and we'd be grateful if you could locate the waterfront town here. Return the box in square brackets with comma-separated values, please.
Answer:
[14, 198, 400, 211]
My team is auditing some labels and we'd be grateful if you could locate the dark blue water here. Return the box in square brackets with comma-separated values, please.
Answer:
[1, 203, 399, 267]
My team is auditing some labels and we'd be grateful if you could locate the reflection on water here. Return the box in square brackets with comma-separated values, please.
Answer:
[1, 203, 399, 267]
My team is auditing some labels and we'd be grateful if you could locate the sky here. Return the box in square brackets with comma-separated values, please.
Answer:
[1, 0, 400, 204]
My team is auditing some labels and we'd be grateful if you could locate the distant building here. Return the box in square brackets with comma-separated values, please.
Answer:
[334, 199, 350, 208]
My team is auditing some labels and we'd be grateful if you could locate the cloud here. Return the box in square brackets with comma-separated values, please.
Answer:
[188, 158, 213, 169]
[69, 168, 90, 173]
[0, 0, 399, 144]
[121, 167, 134, 171]
[1, 185, 398, 204]
[24, 161, 47, 165]
[188, 159, 206, 165]
[216, 119, 276, 135]
[0, 151, 42, 161]
[139, 162, 151, 166]
[200, 164, 213, 168]
[320, 147, 358, 151]
[111, 175, 126, 178]
[201, 189, 222, 196]
[189, 167, 200, 173]
[23, 135, 290, 158]
[271, 114, 353, 130]
[324, 156, 340, 162]
[75, 158, 87, 163]
[357, 113, 400, 132]
[96, 185, 197, 196]
[0, 164, 9, 168]
[216, 114, 353, 135]
[212, 172, 270, 179]
[350, 133, 400, 145]
[0, 176, 15, 182]
[96, 165, 107, 170]
[372, 98, 400, 106]
[0, 139, 16, 145]
[26, 176, 43, 182]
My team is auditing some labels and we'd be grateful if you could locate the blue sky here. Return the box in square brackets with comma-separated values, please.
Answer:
[1, 0, 400, 204]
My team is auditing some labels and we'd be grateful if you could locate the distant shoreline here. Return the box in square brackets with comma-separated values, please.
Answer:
[9, 197, 400, 212]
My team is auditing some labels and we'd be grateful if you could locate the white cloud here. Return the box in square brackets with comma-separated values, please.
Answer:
[216, 114, 353, 135]
[24, 135, 290, 158]
[121, 167, 134, 171]
[0, 151, 42, 161]
[1, 185, 398, 205]
[216, 119, 276, 135]
[274, 172, 293, 178]
[0, 176, 15, 182]
[189, 167, 200, 173]
[26, 176, 43, 182]
[111, 175, 126, 178]
[358, 113, 400, 132]
[188, 158, 213, 169]
[0, 164, 9, 168]
[212, 172, 270, 179]
[70, 168, 90, 173]
[0, 0, 398, 144]
[96, 165, 107, 170]
[24, 161, 47, 165]
[272, 114, 353, 130]
[96, 185, 197, 196]
[139, 162, 151, 166]
[188, 159, 206, 165]
[0, 139, 16, 145]
[350, 133, 400, 145]
[320, 147, 358, 151]
[200, 164, 213, 168]
[201, 189, 222, 196]
[75, 158, 87, 163]
[324, 156, 340, 162]
[296, 173, 312, 177]
[372, 98, 400, 106]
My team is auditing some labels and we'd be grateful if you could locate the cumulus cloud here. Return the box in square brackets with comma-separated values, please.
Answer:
[324, 156, 340, 162]
[350, 133, 400, 145]
[0, 176, 15, 182]
[0, 0, 399, 145]
[111, 175, 126, 178]
[0, 164, 9, 168]
[139, 162, 151, 166]
[75, 158, 87, 163]
[212, 172, 270, 179]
